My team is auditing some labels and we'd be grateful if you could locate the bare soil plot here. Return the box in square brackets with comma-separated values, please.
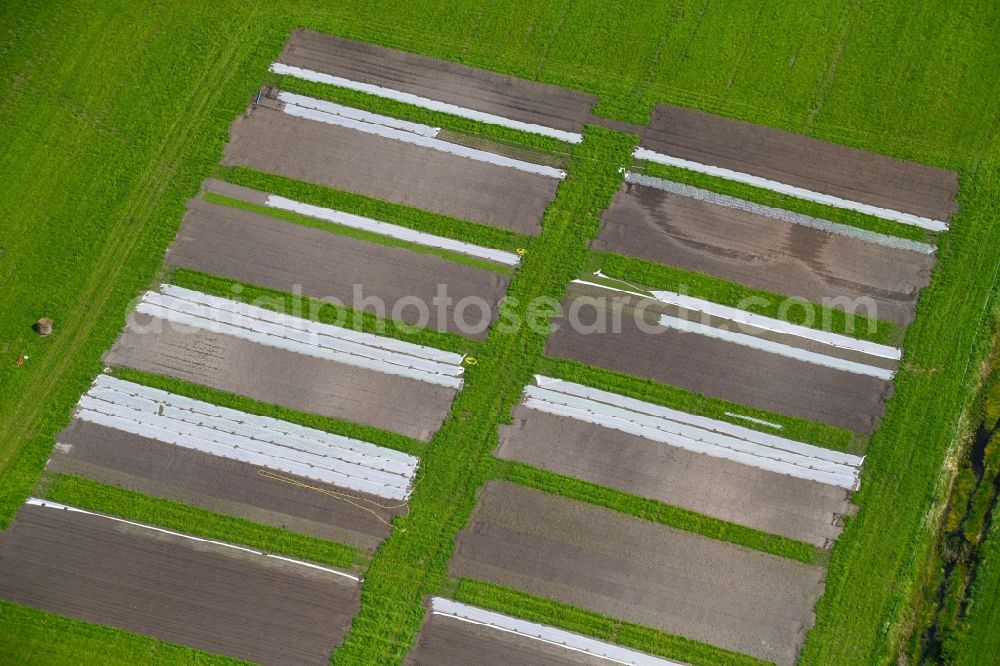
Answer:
[222, 101, 557, 234]
[596, 180, 935, 325]
[0, 502, 360, 665]
[279, 29, 597, 133]
[103, 314, 457, 440]
[498, 405, 853, 546]
[450, 481, 826, 666]
[168, 199, 510, 339]
[642, 104, 958, 222]
[50, 420, 400, 550]
[545, 290, 892, 433]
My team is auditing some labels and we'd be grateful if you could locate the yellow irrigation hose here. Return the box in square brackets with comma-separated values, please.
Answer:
[256, 469, 407, 530]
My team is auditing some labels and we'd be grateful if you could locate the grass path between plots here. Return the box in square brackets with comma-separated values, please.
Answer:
[330, 126, 647, 662]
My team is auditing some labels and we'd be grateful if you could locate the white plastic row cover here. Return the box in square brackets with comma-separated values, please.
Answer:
[160, 285, 461, 363]
[90, 375, 415, 467]
[265, 194, 520, 266]
[77, 375, 417, 500]
[430, 597, 685, 665]
[278, 91, 565, 179]
[573, 279, 899, 361]
[25, 498, 360, 581]
[571, 280, 896, 380]
[530, 376, 862, 490]
[136, 286, 464, 389]
[270, 62, 584, 144]
[633, 147, 948, 232]
[277, 93, 440, 137]
[647, 288, 901, 360]
[657, 313, 894, 380]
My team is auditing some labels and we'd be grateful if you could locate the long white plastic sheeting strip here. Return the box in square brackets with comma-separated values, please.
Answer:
[25, 498, 361, 581]
[159, 285, 461, 365]
[142, 291, 457, 376]
[534, 376, 863, 466]
[634, 148, 948, 232]
[645, 288, 901, 360]
[524, 388, 858, 488]
[657, 313, 894, 380]
[264, 195, 520, 266]
[623, 172, 936, 255]
[136, 287, 463, 389]
[91, 375, 415, 466]
[278, 92, 565, 179]
[77, 377, 417, 500]
[271, 62, 584, 144]
[275, 93, 440, 137]
[430, 598, 685, 666]
[724, 412, 783, 429]
[572, 279, 900, 368]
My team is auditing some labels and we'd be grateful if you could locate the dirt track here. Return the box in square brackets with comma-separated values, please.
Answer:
[50, 419, 400, 550]
[0, 503, 359, 665]
[597, 182, 934, 325]
[280, 29, 597, 133]
[498, 406, 853, 546]
[545, 304, 890, 433]
[103, 314, 457, 440]
[450, 482, 825, 666]
[167, 199, 509, 339]
[643, 104, 958, 221]
[405, 609, 612, 666]
[223, 104, 556, 234]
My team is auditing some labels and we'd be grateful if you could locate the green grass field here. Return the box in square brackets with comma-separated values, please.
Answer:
[2, 0, 999, 664]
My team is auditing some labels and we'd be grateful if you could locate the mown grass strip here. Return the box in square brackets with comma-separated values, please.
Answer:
[594, 252, 902, 346]
[331, 126, 638, 663]
[108, 366, 425, 459]
[202, 192, 513, 274]
[216, 166, 529, 252]
[635, 160, 934, 243]
[0, 600, 249, 666]
[536, 355, 857, 452]
[269, 72, 573, 156]
[168, 267, 476, 356]
[449, 579, 771, 666]
[38, 473, 363, 571]
[493, 459, 818, 563]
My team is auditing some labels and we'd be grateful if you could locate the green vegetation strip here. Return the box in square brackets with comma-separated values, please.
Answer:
[951, 516, 1000, 665]
[169, 267, 475, 357]
[109, 366, 425, 459]
[201, 191, 511, 274]
[217, 166, 529, 252]
[270, 73, 572, 156]
[595, 252, 902, 346]
[331, 127, 638, 662]
[38, 473, 363, 571]
[449, 579, 770, 666]
[0, 601, 248, 666]
[800, 162, 1000, 665]
[902, 330, 1000, 663]
[494, 459, 818, 563]
[536, 356, 856, 452]
[636, 160, 933, 243]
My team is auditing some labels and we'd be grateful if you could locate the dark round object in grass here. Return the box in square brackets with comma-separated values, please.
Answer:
[34, 318, 53, 337]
